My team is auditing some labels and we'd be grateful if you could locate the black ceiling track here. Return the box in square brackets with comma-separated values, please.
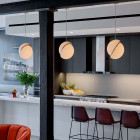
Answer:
[0, 0, 139, 15]
[55, 14, 140, 23]
[9, 13, 140, 27]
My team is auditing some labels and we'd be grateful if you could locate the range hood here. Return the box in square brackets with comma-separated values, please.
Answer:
[83, 36, 111, 74]
[96, 36, 105, 72]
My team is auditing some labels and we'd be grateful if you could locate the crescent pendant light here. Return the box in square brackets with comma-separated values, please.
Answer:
[19, 12, 33, 59]
[107, 4, 124, 59]
[19, 43, 33, 59]
[107, 40, 124, 59]
[59, 9, 74, 59]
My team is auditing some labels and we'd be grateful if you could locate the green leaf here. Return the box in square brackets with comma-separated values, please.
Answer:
[16, 71, 37, 87]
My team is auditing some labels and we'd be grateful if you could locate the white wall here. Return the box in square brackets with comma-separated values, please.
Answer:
[66, 73, 140, 99]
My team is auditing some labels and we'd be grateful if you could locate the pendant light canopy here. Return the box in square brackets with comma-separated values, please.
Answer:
[59, 9, 74, 59]
[107, 4, 124, 59]
[19, 13, 33, 59]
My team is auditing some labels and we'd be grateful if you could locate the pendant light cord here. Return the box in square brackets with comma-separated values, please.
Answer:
[66, 9, 68, 41]
[115, 4, 117, 39]
[25, 12, 27, 43]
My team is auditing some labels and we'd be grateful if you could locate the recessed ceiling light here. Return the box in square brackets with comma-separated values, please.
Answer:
[116, 28, 120, 31]
[70, 31, 74, 34]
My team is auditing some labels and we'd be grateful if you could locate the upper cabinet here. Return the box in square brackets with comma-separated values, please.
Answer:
[130, 36, 140, 74]
[106, 36, 130, 74]
[107, 35, 140, 74]
[54, 37, 96, 73]
[62, 38, 86, 73]
[55, 35, 140, 74]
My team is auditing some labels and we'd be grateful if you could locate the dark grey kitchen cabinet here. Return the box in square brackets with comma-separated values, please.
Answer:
[54, 37, 97, 73]
[130, 36, 140, 74]
[107, 35, 130, 74]
[55, 35, 140, 74]
[61, 37, 87, 73]
[107, 35, 140, 74]
[72, 38, 87, 72]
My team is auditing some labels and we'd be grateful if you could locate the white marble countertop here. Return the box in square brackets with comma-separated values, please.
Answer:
[0, 96, 40, 103]
[54, 99, 140, 113]
[1, 95, 140, 112]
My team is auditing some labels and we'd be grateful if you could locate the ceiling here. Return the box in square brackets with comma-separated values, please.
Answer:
[0, 0, 28, 4]
[3, 0, 140, 37]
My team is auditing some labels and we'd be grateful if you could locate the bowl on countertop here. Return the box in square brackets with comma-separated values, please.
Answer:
[63, 90, 73, 95]
[71, 91, 85, 96]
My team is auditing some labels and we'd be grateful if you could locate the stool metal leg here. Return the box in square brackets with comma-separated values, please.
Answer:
[112, 124, 114, 140]
[120, 126, 123, 140]
[93, 122, 98, 140]
[96, 122, 99, 139]
[102, 125, 104, 140]
[118, 125, 121, 140]
[69, 120, 73, 140]
[80, 122, 82, 140]
[127, 128, 128, 140]
[93, 122, 96, 139]
[87, 121, 89, 140]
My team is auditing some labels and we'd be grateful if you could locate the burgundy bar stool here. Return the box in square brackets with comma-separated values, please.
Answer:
[119, 110, 140, 140]
[94, 108, 120, 140]
[69, 106, 95, 140]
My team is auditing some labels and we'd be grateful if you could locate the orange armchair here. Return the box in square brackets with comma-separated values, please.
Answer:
[0, 124, 31, 140]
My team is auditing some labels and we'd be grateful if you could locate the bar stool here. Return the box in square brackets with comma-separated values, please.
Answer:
[69, 106, 95, 140]
[119, 110, 140, 140]
[94, 108, 120, 140]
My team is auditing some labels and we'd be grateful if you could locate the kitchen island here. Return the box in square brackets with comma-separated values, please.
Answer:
[54, 98, 140, 140]
[1, 95, 140, 140]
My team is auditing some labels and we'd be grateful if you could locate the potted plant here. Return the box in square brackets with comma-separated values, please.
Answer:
[60, 83, 75, 95]
[16, 71, 37, 98]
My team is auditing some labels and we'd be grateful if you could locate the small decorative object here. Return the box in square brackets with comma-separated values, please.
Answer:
[16, 71, 37, 98]
[16, 91, 21, 98]
[12, 89, 17, 98]
[71, 90, 85, 96]
[60, 83, 75, 95]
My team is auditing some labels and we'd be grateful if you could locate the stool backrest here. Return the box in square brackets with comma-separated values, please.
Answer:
[72, 106, 89, 122]
[95, 108, 115, 125]
[121, 110, 140, 128]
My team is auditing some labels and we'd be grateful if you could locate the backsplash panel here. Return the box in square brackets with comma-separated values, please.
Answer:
[66, 73, 140, 99]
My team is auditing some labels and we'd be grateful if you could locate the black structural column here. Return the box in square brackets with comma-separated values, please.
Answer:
[39, 10, 54, 140]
